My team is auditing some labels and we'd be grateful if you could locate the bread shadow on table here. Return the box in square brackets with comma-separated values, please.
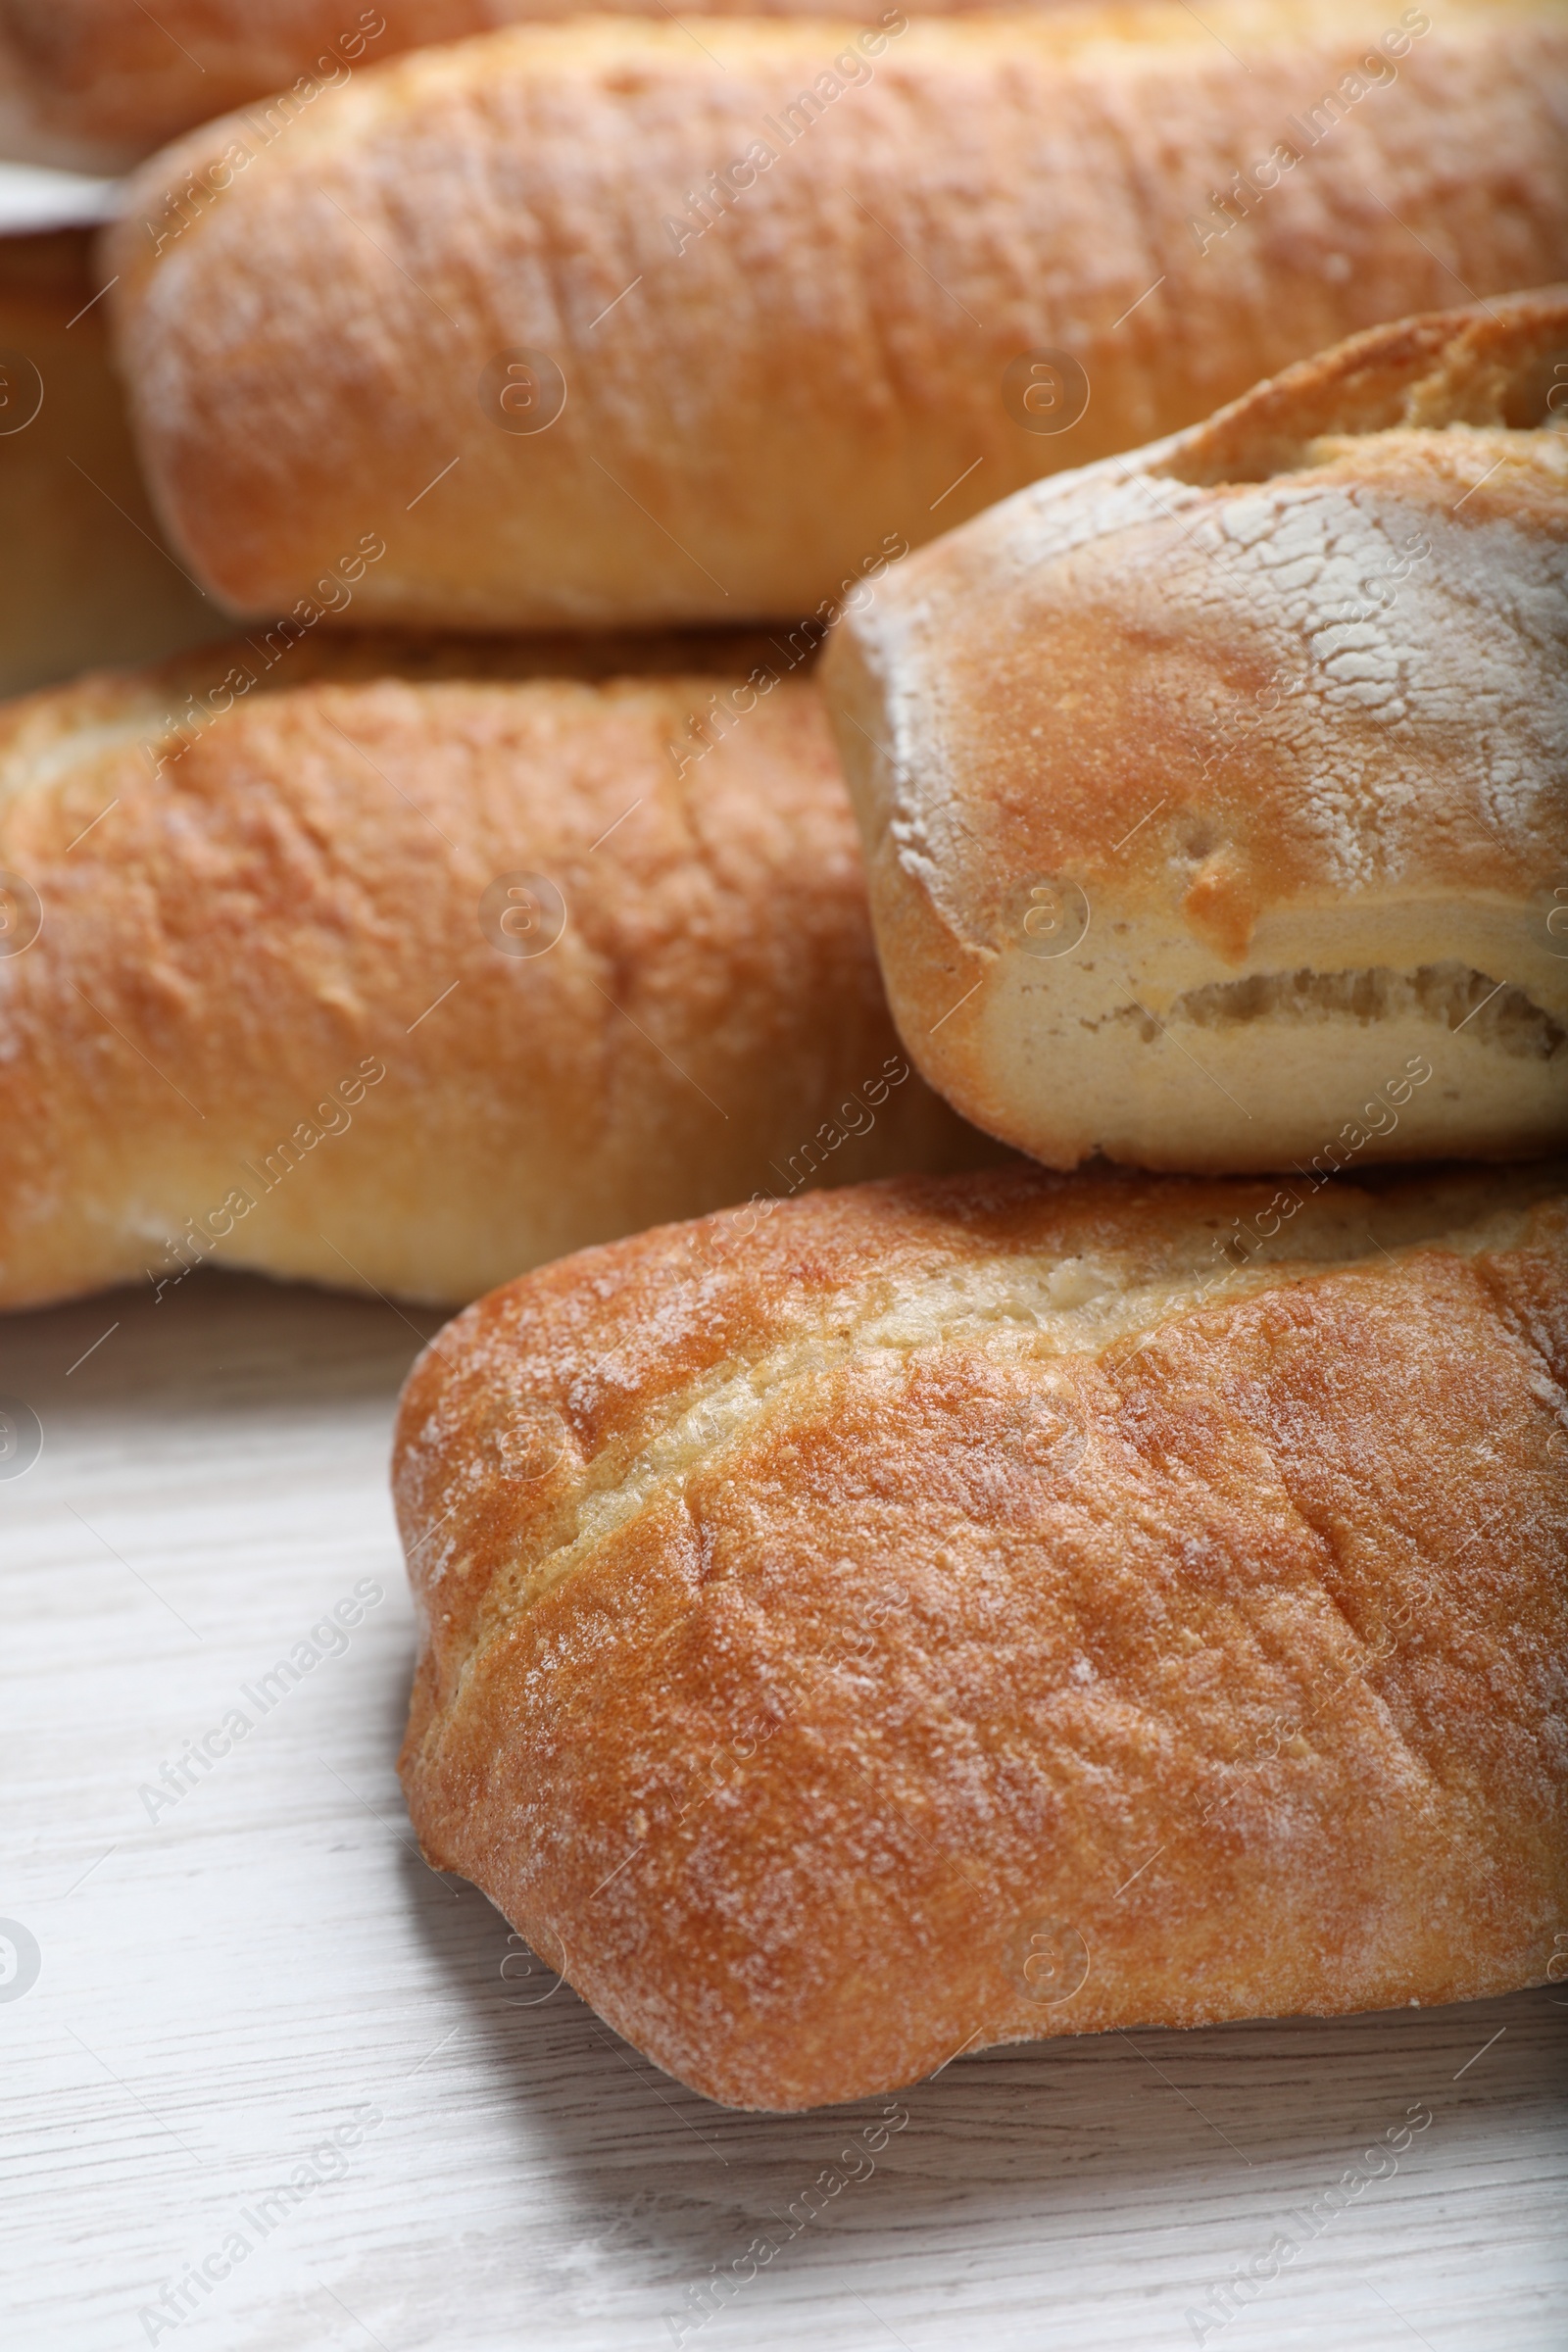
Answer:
[393, 1842, 1567, 2283]
[1, 1265, 448, 1421]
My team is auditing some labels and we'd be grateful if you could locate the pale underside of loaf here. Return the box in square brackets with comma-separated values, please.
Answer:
[826, 293, 1568, 1174]
[104, 1, 1568, 625]
[395, 1163, 1568, 2109]
[0, 636, 995, 1311]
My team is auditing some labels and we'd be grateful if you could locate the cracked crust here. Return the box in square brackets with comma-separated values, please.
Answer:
[0, 632, 996, 1310]
[823, 290, 1568, 1173]
[395, 1160, 1568, 2110]
[101, 0, 1568, 625]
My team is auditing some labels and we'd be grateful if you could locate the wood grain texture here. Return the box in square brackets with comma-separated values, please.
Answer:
[2, 1269, 1564, 2346]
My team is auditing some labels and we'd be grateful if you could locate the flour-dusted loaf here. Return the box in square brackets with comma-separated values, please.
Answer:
[0, 633, 995, 1312]
[825, 291, 1568, 1175]
[395, 1161, 1568, 2111]
[103, 2, 1568, 628]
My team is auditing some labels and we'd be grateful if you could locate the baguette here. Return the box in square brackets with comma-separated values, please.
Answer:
[395, 1160, 1568, 2110]
[0, 633, 995, 1311]
[824, 290, 1568, 1175]
[105, 2, 1568, 628]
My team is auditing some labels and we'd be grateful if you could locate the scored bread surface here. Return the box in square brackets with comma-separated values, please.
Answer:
[395, 1162, 1568, 2109]
[825, 290, 1568, 1174]
[103, 0, 1568, 625]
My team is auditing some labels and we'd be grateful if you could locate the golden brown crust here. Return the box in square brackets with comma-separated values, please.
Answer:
[394, 1161, 1568, 2109]
[0, 633, 995, 1310]
[824, 291, 1568, 1173]
[103, 3, 1568, 626]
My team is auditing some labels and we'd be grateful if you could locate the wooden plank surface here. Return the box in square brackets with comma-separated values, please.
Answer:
[3, 1268, 1564, 2351]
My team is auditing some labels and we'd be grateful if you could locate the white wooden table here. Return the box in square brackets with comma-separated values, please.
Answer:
[3, 1269, 1564, 2352]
